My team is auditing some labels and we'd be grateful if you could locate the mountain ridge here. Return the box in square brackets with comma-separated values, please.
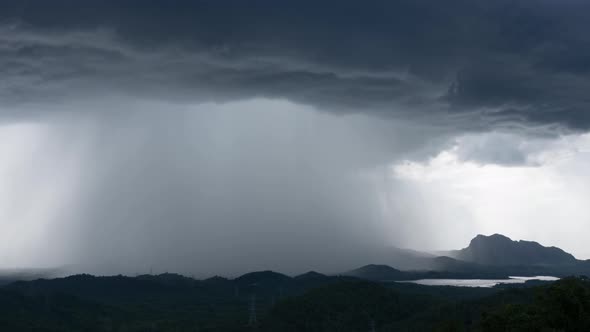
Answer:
[447, 233, 577, 266]
[2, 234, 587, 285]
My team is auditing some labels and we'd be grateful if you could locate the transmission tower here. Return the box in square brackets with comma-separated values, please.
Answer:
[248, 294, 258, 327]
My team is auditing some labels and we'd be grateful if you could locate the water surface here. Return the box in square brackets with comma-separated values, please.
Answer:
[398, 276, 559, 288]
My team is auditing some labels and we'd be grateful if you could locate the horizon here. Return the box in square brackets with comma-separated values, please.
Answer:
[1, 232, 587, 279]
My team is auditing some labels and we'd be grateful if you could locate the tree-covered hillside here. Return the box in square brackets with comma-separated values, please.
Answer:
[1, 272, 588, 331]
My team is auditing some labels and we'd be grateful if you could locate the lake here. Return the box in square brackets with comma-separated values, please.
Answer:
[397, 276, 559, 288]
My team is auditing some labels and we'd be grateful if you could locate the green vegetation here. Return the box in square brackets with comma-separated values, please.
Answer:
[480, 277, 590, 332]
[0, 273, 588, 331]
[263, 277, 590, 331]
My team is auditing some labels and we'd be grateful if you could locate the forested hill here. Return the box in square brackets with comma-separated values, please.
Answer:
[1, 272, 588, 331]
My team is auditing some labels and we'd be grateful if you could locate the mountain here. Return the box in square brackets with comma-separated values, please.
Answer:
[430, 256, 484, 272]
[447, 234, 577, 266]
[136, 272, 196, 287]
[7, 274, 170, 301]
[344, 264, 407, 281]
[0, 268, 60, 286]
[353, 234, 589, 278]
[234, 270, 291, 287]
[294, 271, 328, 281]
[369, 246, 437, 271]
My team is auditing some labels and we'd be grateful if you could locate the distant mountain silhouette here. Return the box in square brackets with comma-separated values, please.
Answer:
[202, 275, 230, 284]
[368, 246, 437, 271]
[447, 234, 577, 266]
[4, 233, 587, 293]
[348, 234, 590, 278]
[136, 272, 195, 287]
[234, 270, 291, 288]
[0, 268, 60, 286]
[294, 271, 328, 281]
[429, 255, 485, 272]
[344, 264, 406, 281]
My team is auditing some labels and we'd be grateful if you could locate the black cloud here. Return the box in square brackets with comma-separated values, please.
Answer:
[1, 0, 590, 130]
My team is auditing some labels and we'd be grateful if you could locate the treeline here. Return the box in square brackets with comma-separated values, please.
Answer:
[263, 277, 590, 331]
[0, 274, 588, 331]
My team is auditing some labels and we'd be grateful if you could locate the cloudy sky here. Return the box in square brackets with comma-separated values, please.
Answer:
[1, 1, 590, 276]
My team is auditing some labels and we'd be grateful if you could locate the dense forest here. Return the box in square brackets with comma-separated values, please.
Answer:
[0, 272, 588, 331]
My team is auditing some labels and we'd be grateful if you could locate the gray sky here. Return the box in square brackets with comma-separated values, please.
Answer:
[1, 1, 590, 276]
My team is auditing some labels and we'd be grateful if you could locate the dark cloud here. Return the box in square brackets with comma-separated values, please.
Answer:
[1, 0, 589, 130]
[3, 1, 590, 275]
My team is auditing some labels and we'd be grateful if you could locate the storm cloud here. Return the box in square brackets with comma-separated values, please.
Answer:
[1, 0, 590, 130]
[1, 1, 590, 276]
